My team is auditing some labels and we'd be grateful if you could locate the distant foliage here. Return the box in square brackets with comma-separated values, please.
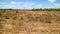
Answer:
[32, 8, 60, 11]
[32, 8, 42, 11]
[0, 8, 60, 11]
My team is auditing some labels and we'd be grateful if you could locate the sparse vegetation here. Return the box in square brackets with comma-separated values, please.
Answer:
[0, 9, 60, 34]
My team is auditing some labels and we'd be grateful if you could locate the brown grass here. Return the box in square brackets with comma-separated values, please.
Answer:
[0, 10, 60, 34]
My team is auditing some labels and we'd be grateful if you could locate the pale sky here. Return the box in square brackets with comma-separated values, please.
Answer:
[0, 0, 60, 9]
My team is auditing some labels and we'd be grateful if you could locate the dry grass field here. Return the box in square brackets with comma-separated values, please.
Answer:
[0, 10, 60, 34]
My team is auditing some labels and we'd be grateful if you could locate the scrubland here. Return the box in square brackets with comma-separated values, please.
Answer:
[0, 9, 60, 34]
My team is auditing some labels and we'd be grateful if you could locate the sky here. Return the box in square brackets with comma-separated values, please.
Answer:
[0, 0, 60, 9]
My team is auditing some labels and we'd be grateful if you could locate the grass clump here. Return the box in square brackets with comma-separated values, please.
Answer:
[0, 23, 3, 34]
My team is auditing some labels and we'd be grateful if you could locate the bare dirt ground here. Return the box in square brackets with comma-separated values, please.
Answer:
[0, 10, 60, 34]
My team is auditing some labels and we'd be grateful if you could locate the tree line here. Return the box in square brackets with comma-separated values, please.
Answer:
[32, 8, 60, 11]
